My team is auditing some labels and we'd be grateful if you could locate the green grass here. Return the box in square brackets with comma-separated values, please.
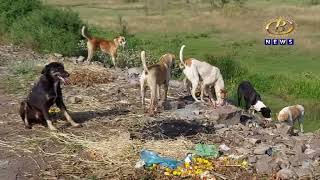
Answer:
[0, 60, 42, 94]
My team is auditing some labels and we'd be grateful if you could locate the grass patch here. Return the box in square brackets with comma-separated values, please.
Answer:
[1, 60, 42, 94]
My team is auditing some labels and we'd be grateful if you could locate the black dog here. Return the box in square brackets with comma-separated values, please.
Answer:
[19, 62, 80, 130]
[237, 81, 271, 120]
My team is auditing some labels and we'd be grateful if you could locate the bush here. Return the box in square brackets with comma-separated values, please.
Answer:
[205, 55, 246, 81]
[0, 0, 83, 56]
[0, 0, 42, 32]
[9, 7, 83, 56]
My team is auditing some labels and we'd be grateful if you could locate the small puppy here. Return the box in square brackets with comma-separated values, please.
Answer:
[19, 62, 80, 130]
[140, 51, 175, 115]
[179, 45, 227, 107]
[277, 105, 304, 133]
[237, 81, 271, 120]
[81, 26, 126, 67]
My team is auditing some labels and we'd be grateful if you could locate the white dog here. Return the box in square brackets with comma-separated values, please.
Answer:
[277, 104, 304, 133]
[179, 45, 227, 107]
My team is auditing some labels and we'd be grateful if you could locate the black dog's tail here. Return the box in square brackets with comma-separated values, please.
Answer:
[237, 86, 242, 106]
[19, 101, 26, 122]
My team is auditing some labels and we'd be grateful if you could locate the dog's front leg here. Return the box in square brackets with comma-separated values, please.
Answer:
[191, 80, 201, 102]
[56, 95, 80, 127]
[111, 54, 117, 68]
[43, 110, 57, 131]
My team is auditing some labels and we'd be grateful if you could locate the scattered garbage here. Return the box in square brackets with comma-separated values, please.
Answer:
[48, 107, 60, 114]
[219, 144, 231, 152]
[139, 150, 182, 169]
[192, 144, 219, 158]
[138, 144, 250, 178]
[265, 147, 273, 156]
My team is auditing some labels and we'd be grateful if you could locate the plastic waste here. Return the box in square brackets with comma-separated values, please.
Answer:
[265, 147, 273, 156]
[140, 149, 182, 169]
[192, 144, 219, 158]
[219, 144, 230, 151]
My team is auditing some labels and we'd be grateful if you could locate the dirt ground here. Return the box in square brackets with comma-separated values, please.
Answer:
[0, 45, 319, 180]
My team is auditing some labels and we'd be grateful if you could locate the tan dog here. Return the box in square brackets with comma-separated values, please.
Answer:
[81, 26, 126, 67]
[277, 105, 304, 133]
[179, 45, 227, 107]
[140, 51, 175, 115]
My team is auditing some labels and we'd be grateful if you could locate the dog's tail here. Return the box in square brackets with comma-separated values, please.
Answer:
[237, 85, 241, 106]
[141, 51, 148, 73]
[81, 26, 91, 40]
[179, 45, 186, 68]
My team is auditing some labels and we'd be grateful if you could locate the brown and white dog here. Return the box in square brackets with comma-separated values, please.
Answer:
[140, 51, 175, 115]
[179, 45, 227, 107]
[277, 105, 304, 133]
[81, 26, 126, 67]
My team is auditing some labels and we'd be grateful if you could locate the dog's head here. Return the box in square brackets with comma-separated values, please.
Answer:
[160, 53, 176, 69]
[115, 36, 126, 47]
[260, 107, 272, 120]
[41, 62, 70, 84]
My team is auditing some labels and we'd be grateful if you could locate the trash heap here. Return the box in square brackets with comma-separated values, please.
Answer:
[135, 116, 320, 179]
[135, 144, 251, 179]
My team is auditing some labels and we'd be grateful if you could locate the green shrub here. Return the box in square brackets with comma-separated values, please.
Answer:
[0, 0, 42, 32]
[205, 54, 246, 81]
[9, 7, 83, 56]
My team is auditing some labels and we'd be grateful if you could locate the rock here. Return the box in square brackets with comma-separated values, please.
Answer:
[248, 138, 261, 145]
[169, 80, 184, 88]
[248, 156, 257, 164]
[127, 67, 142, 78]
[236, 147, 251, 155]
[294, 167, 313, 179]
[276, 168, 296, 180]
[289, 155, 303, 167]
[68, 96, 83, 104]
[276, 123, 294, 135]
[254, 144, 270, 155]
[214, 124, 225, 130]
[162, 100, 185, 110]
[77, 56, 85, 62]
[54, 53, 63, 58]
[255, 155, 278, 174]
[275, 156, 290, 169]
[0, 160, 9, 169]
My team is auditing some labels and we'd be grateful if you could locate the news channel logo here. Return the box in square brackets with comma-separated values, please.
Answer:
[264, 17, 296, 46]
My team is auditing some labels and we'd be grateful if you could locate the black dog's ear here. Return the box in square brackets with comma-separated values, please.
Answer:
[41, 65, 48, 74]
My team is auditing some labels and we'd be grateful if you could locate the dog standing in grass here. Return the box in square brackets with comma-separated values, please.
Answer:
[277, 105, 304, 133]
[140, 51, 175, 115]
[19, 62, 80, 130]
[179, 45, 227, 107]
[81, 26, 126, 67]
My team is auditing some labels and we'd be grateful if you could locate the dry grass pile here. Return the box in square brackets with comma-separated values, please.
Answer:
[69, 66, 115, 87]
[143, 138, 194, 160]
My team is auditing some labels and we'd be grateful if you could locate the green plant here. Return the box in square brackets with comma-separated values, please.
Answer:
[0, 0, 42, 31]
[9, 7, 83, 56]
